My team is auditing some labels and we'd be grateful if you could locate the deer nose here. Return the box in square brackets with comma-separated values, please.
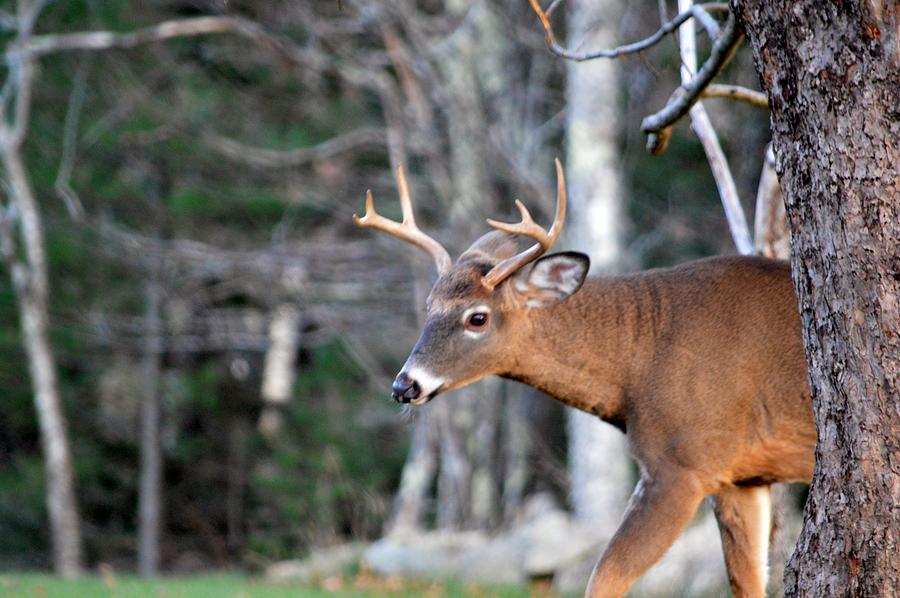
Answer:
[392, 372, 421, 403]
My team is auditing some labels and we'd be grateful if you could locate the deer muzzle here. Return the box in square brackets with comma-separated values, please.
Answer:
[392, 372, 421, 403]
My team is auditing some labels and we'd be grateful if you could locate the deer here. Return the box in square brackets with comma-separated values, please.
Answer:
[353, 159, 816, 598]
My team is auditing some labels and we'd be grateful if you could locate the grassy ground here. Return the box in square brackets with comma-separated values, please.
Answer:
[0, 572, 550, 598]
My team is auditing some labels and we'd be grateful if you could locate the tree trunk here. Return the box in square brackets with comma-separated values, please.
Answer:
[138, 267, 164, 576]
[470, 377, 501, 529]
[564, 0, 632, 530]
[501, 383, 532, 522]
[734, 2, 900, 595]
[226, 417, 249, 554]
[386, 257, 439, 534]
[564, 3, 727, 592]
[435, 394, 475, 529]
[0, 143, 83, 577]
[753, 144, 803, 598]
[385, 409, 439, 534]
[258, 304, 301, 440]
[432, 0, 507, 531]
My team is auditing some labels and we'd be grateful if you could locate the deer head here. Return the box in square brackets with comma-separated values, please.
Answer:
[354, 160, 589, 404]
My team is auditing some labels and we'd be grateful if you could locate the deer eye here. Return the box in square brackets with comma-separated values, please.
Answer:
[465, 312, 489, 332]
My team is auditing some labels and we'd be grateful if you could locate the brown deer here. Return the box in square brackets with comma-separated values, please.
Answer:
[353, 160, 815, 598]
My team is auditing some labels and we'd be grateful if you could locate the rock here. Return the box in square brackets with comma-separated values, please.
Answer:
[519, 508, 602, 576]
[266, 542, 366, 582]
[458, 534, 527, 585]
[356, 495, 727, 596]
[363, 529, 530, 584]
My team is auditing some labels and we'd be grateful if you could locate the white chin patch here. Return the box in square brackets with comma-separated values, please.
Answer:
[405, 367, 445, 402]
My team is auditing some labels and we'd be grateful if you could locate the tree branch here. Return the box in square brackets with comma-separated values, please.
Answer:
[640, 13, 742, 147]
[674, 0, 753, 255]
[54, 58, 89, 220]
[702, 83, 768, 107]
[527, 0, 729, 61]
[201, 127, 387, 169]
[21, 15, 308, 65]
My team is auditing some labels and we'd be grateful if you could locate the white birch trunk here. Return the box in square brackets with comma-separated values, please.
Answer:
[258, 304, 301, 439]
[564, 0, 632, 534]
[564, 1, 724, 592]
[0, 142, 83, 577]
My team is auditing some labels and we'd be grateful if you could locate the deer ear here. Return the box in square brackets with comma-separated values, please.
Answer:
[511, 252, 589, 307]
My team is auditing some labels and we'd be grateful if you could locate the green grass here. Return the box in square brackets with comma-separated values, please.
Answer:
[0, 573, 542, 598]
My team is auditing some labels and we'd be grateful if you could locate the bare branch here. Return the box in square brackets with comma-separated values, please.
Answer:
[702, 83, 768, 107]
[54, 58, 89, 220]
[641, 13, 742, 148]
[21, 16, 308, 65]
[527, 0, 729, 62]
[689, 105, 754, 254]
[674, 0, 753, 255]
[202, 127, 387, 169]
[690, 3, 722, 39]
[753, 144, 788, 259]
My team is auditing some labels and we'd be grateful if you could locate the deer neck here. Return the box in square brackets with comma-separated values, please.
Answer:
[502, 277, 652, 430]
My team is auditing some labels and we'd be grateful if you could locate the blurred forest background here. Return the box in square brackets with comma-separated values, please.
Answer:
[0, 0, 784, 594]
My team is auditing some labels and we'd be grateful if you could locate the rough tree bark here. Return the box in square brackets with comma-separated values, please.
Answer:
[753, 145, 804, 598]
[733, 2, 900, 595]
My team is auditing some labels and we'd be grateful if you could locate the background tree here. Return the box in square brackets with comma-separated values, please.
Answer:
[0, 0, 782, 587]
[0, 0, 84, 577]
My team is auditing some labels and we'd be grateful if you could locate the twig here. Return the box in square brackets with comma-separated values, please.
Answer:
[54, 58, 89, 220]
[545, 0, 565, 17]
[689, 105, 754, 254]
[702, 83, 768, 107]
[753, 144, 788, 258]
[674, 0, 753, 255]
[640, 12, 742, 145]
[21, 15, 305, 66]
[201, 127, 387, 169]
[527, 0, 729, 62]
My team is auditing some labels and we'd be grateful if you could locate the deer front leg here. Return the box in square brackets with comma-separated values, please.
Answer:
[711, 485, 772, 598]
[585, 470, 706, 598]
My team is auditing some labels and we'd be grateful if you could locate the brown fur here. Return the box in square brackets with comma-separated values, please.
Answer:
[405, 233, 814, 598]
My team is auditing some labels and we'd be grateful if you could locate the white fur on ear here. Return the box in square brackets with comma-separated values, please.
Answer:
[519, 252, 589, 305]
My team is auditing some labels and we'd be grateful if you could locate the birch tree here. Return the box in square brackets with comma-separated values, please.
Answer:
[564, 0, 632, 532]
[0, 1, 84, 577]
[563, 2, 727, 593]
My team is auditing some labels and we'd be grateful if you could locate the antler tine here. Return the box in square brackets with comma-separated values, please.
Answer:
[394, 163, 416, 226]
[481, 158, 567, 290]
[353, 164, 452, 276]
[485, 200, 545, 241]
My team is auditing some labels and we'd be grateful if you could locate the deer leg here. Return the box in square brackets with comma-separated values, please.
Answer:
[711, 485, 772, 598]
[584, 470, 706, 598]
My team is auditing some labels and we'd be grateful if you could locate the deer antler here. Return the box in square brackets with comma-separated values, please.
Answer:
[353, 164, 452, 276]
[481, 158, 567, 290]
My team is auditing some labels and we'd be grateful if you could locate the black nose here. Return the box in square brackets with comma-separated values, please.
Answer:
[392, 372, 421, 403]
